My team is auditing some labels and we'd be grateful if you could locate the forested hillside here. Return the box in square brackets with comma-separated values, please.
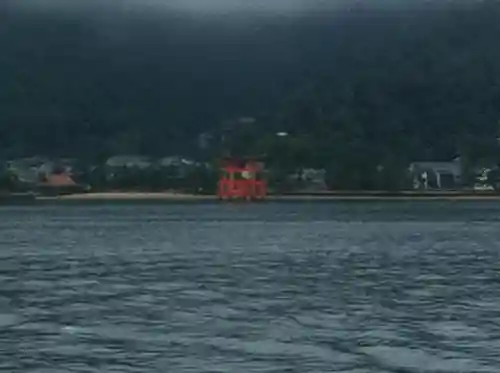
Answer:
[2, 0, 500, 179]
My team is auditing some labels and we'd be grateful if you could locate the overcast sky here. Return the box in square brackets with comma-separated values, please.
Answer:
[5, 0, 450, 16]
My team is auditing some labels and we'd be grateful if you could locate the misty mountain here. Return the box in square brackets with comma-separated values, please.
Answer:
[1, 1, 500, 162]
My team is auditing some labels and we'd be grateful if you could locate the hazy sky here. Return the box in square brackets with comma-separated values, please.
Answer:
[6, 0, 335, 13]
[5, 0, 439, 16]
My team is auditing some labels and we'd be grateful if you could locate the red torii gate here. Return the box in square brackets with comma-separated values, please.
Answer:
[218, 157, 267, 201]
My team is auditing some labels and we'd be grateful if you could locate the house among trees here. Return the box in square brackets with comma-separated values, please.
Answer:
[287, 168, 328, 192]
[105, 155, 153, 170]
[37, 172, 86, 196]
[4, 156, 87, 195]
[409, 159, 462, 190]
[7, 157, 48, 186]
[104, 155, 153, 184]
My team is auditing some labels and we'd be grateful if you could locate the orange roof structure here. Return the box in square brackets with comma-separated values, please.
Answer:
[218, 158, 267, 201]
[41, 173, 77, 187]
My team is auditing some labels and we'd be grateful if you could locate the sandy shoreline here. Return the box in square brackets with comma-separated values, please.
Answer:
[39, 192, 214, 201]
[34, 191, 500, 202]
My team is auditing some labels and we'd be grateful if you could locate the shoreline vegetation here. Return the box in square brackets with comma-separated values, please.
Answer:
[3, 190, 500, 203]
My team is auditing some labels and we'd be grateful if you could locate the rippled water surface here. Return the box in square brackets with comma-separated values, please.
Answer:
[2, 201, 500, 372]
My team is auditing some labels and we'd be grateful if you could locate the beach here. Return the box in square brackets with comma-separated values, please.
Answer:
[33, 190, 500, 202]
[39, 191, 214, 201]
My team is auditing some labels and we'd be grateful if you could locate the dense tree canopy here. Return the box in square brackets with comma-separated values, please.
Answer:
[2, 1, 500, 188]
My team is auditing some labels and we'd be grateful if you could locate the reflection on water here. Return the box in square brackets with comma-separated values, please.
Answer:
[1, 202, 500, 372]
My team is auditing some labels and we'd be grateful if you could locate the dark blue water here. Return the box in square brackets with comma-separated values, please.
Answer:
[1, 201, 500, 372]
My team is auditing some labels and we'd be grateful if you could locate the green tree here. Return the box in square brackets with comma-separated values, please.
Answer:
[0, 167, 17, 191]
